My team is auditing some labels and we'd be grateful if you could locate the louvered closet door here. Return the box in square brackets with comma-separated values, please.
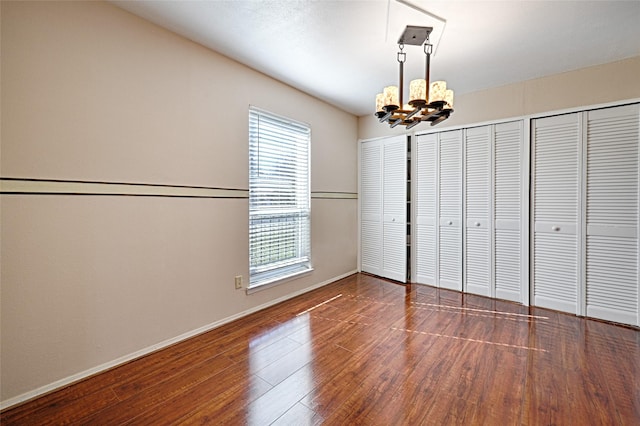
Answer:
[464, 126, 492, 296]
[439, 130, 463, 290]
[382, 136, 408, 282]
[360, 140, 383, 277]
[532, 113, 581, 314]
[494, 121, 523, 302]
[414, 133, 438, 284]
[585, 104, 639, 326]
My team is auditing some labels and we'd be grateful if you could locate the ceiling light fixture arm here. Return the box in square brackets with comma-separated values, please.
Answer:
[424, 38, 432, 99]
[391, 43, 407, 128]
[398, 43, 406, 110]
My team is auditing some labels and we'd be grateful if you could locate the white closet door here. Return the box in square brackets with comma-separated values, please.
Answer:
[585, 104, 639, 326]
[439, 130, 463, 290]
[382, 136, 408, 282]
[464, 126, 492, 296]
[532, 113, 581, 314]
[494, 121, 523, 302]
[414, 133, 438, 284]
[360, 140, 383, 277]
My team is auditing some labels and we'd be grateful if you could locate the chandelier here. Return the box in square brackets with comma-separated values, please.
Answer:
[375, 25, 454, 129]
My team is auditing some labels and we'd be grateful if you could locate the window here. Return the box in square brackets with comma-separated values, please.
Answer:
[249, 106, 311, 288]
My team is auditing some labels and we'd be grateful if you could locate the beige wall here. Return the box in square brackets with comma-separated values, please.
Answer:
[0, 1, 358, 404]
[358, 55, 640, 139]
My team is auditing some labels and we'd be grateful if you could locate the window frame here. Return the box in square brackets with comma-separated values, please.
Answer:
[248, 106, 312, 290]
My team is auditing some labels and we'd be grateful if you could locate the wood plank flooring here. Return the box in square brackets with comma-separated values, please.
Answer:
[2, 273, 639, 425]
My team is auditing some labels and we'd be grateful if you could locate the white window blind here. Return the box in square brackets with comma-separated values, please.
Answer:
[249, 107, 311, 288]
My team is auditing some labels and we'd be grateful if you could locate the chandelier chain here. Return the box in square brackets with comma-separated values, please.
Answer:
[397, 43, 406, 64]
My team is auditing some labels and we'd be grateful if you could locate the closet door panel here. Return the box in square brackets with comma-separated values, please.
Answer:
[532, 114, 580, 313]
[439, 130, 463, 290]
[383, 222, 407, 282]
[494, 121, 523, 301]
[534, 232, 578, 312]
[495, 228, 521, 300]
[414, 134, 438, 284]
[585, 104, 639, 325]
[382, 137, 408, 282]
[465, 228, 490, 294]
[415, 220, 437, 283]
[465, 126, 491, 296]
[360, 141, 383, 277]
[361, 222, 383, 277]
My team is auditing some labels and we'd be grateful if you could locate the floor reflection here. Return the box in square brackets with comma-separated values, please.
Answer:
[232, 275, 640, 423]
[247, 313, 317, 425]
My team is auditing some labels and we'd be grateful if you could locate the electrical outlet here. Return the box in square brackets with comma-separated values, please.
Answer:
[234, 275, 242, 290]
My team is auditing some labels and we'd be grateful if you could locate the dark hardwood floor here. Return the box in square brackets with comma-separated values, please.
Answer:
[2, 273, 639, 425]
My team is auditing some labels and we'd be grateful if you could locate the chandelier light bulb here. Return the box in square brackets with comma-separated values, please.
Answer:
[429, 81, 447, 103]
[409, 79, 427, 104]
[444, 89, 454, 109]
[375, 93, 385, 112]
[383, 86, 399, 108]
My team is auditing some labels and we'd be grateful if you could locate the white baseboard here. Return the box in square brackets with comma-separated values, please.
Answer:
[0, 269, 357, 411]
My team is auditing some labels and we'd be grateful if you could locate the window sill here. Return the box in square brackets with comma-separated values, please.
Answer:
[246, 267, 314, 295]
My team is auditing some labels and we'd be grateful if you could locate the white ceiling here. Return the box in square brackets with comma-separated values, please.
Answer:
[111, 0, 640, 117]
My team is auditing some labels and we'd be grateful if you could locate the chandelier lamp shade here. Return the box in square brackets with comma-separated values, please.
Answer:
[375, 26, 454, 129]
